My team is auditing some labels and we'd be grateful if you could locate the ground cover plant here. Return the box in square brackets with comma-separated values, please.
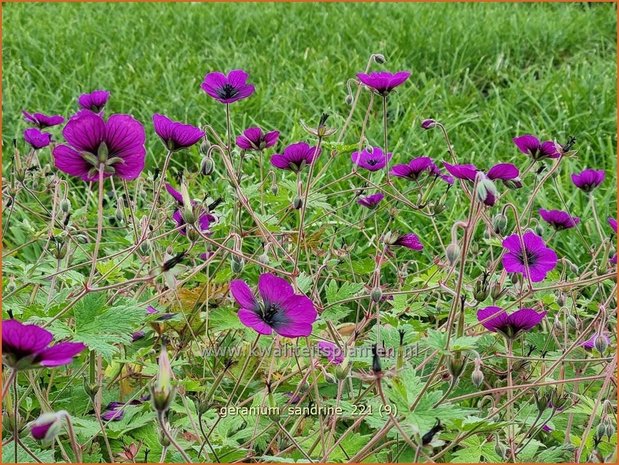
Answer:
[1, 2, 617, 463]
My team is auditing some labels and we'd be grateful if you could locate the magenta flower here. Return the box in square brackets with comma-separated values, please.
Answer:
[271, 142, 321, 172]
[52, 111, 146, 181]
[581, 333, 610, 351]
[539, 209, 580, 230]
[230, 273, 317, 338]
[22, 110, 64, 129]
[486, 163, 522, 188]
[358, 193, 384, 209]
[571, 168, 605, 193]
[443, 162, 478, 181]
[502, 231, 558, 282]
[317, 341, 344, 365]
[351, 146, 392, 172]
[392, 233, 423, 251]
[172, 209, 213, 236]
[24, 128, 52, 150]
[152, 114, 204, 152]
[201, 69, 255, 104]
[165, 183, 184, 205]
[513, 134, 561, 160]
[30, 412, 65, 441]
[101, 399, 143, 422]
[390, 156, 433, 180]
[236, 127, 279, 151]
[77, 90, 110, 113]
[356, 71, 411, 96]
[477, 306, 546, 338]
[608, 217, 617, 233]
[2, 320, 86, 370]
[428, 162, 454, 184]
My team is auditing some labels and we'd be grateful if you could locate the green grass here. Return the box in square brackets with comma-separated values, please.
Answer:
[3, 2, 617, 167]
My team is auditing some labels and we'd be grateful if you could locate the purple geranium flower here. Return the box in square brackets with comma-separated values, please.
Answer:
[539, 209, 580, 230]
[390, 156, 433, 180]
[230, 273, 317, 338]
[513, 134, 561, 160]
[571, 168, 605, 193]
[477, 306, 546, 338]
[317, 341, 344, 365]
[152, 114, 204, 152]
[30, 412, 65, 441]
[421, 119, 436, 130]
[356, 71, 411, 96]
[22, 111, 64, 129]
[236, 127, 279, 151]
[581, 333, 611, 351]
[201, 69, 255, 104]
[271, 142, 321, 172]
[443, 162, 478, 181]
[2, 320, 86, 370]
[357, 193, 384, 209]
[172, 209, 213, 236]
[101, 399, 143, 422]
[502, 231, 558, 282]
[78, 90, 110, 113]
[351, 146, 392, 172]
[487, 163, 522, 188]
[24, 128, 52, 150]
[165, 183, 184, 205]
[608, 217, 617, 233]
[52, 111, 146, 182]
[392, 233, 423, 251]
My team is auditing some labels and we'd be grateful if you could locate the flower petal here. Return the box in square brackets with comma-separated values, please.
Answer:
[258, 273, 295, 304]
[238, 308, 272, 335]
[230, 280, 257, 309]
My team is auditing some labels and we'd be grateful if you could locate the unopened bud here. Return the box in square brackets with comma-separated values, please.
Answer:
[535, 224, 544, 237]
[344, 94, 354, 106]
[492, 213, 508, 234]
[151, 345, 175, 414]
[471, 367, 484, 388]
[371, 287, 383, 303]
[421, 119, 436, 130]
[115, 206, 124, 223]
[372, 53, 386, 64]
[60, 199, 71, 213]
[30, 411, 67, 442]
[566, 313, 578, 329]
[292, 196, 303, 210]
[258, 253, 269, 265]
[594, 334, 609, 354]
[6, 276, 17, 293]
[231, 255, 244, 274]
[199, 138, 211, 156]
[270, 178, 278, 195]
[446, 242, 460, 266]
[557, 292, 566, 307]
[476, 175, 498, 207]
[447, 352, 467, 380]
[553, 315, 563, 332]
[200, 156, 214, 176]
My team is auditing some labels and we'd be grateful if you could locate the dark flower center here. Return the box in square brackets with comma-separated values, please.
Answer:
[517, 249, 538, 266]
[259, 301, 287, 328]
[217, 84, 239, 100]
[367, 158, 379, 166]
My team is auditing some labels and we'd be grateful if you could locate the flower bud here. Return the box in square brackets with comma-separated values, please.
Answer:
[557, 292, 566, 307]
[231, 255, 244, 274]
[151, 345, 175, 414]
[158, 426, 172, 447]
[447, 352, 467, 380]
[200, 156, 214, 176]
[83, 376, 100, 400]
[199, 138, 211, 156]
[594, 334, 609, 354]
[421, 119, 436, 130]
[344, 94, 354, 106]
[445, 242, 460, 266]
[553, 315, 563, 332]
[476, 175, 498, 207]
[292, 196, 303, 210]
[492, 213, 508, 234]
[115, 206, 124, 223]
[471, 367, 484, 388]
[60, 199, 71, 213]
[535, 223, 544, 237]
[270, 177, 279, 195]
[567, 313, 578, 329]
[6, 276, 17, 293]
[30, 411, 67, 442]
[473, 280, 489, 302]
[371, 286, 383, 303]
[371, 344, 382, 374]
[494, 439, 508, 460]
[258, 253, 269, 265]
[490, 281, 504, 300]
[372, 53, 386, 64]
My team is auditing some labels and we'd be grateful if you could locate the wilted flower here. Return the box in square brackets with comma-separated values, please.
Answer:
[230, 273, 317, 338]
[201, 69, 255, 104]
[152, 114, 204, 152]
[24, 128, 52, 150]
[477, 306, 546, 338]
[539, 209, 580, 230]
[357, 192, 384, 209]
[2, 320, 86, 370]
[52, 111, 146, 181]
[77, 90, 110, 113]
[512, 134, 561, 160]
[317, 341, 344, 365]
[391, 233, 423, 251]
[502, 231, 558, 282]
[390, 156, 433, 180]
[236, 127, 279, 151]
[351, 146, 392, 172]
[22, 110, 64, 129]
[571, 168, 605, 193]
[271, 142, 321, 172]
[356, 71, 411, 96]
